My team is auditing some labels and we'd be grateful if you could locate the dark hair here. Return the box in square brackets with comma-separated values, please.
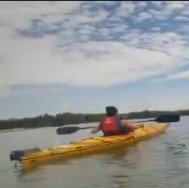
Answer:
[106, 106, 118, 116]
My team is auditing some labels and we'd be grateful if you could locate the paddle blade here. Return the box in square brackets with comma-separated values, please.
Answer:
[56, 126, 80, 135]
[155, 115, 180, 123]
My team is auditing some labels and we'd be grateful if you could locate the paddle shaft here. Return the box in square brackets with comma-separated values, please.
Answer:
[74, 119, 157, 130]
[78, 126, 95, 130]
[56, 114, 180, 135]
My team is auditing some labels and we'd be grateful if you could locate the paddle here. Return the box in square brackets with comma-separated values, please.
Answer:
[56, 126, 94, 135]
[56, 114, 180, 135]
[134, 114, 180, 123]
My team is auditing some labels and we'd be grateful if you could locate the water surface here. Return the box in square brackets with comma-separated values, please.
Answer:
[0, 117, 189, 188]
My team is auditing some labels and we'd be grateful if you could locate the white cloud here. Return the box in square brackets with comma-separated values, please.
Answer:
[0, 27, 184, 88]
[137, 1, 147, 8]
[1, 1, 189, 91]
[77, 25, 96, 35]
[151, 1, 163, 7]
[178, 25, 189, 34]
[182, 10, 189, 15]
[0, 1, 82, 29]
[146, 2, 189, 21]
[93, 1, 114, 6]
[141, 32, 188, 55]
[147, 9, 167, 20]
[74, 8, 109, 24]
[165, 1, 189, 12]
[110, 25, 128, 33]
[98, 28, 110, 37]
[116, 1, 135, 17]
[166, 70, 189, 80]
[150, 27, 161, 31]
[137, 12, 152, 21]
[174, 16, 189, 21]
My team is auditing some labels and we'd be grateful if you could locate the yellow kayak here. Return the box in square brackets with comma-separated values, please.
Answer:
[10, 123, 167, 170]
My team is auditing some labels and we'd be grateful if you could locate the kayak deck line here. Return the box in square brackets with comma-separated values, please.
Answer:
[20, 136, 137, 163]
[10, 123, 167, 171]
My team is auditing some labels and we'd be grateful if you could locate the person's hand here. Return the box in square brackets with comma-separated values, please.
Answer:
[91, 126, 100, 134]
[91, 128, 96, 134]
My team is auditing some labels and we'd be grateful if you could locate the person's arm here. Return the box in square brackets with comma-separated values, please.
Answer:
[121, 119, 139, 129]
[121, 119, 144, 129]
[91, 122, 101, 134]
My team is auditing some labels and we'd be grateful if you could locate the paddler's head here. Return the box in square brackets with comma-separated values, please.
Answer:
[106, 106, 118, 116]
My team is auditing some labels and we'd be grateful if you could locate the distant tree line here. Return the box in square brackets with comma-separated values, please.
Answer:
[0, 109, 189, 130]
[125, 109, 189, 119]
[0, 113, 104, 130]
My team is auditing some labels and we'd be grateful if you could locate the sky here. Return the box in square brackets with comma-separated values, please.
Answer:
[0, 1, 189, 119]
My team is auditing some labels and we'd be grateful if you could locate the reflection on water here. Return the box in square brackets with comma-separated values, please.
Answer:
[0, 118, 189, 188]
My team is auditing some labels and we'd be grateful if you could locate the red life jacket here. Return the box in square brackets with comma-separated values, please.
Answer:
[101, 115, 126, 136]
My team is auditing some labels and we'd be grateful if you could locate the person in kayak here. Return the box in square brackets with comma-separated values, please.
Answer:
[91, 106, 141, 136]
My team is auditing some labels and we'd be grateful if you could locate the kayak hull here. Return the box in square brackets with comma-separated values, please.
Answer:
[17, 123, 167, 170]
